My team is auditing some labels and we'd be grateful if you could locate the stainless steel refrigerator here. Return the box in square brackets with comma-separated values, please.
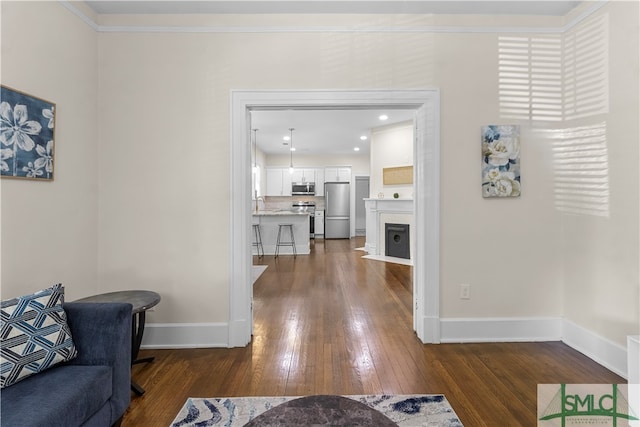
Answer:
[324, 182, 350, 239]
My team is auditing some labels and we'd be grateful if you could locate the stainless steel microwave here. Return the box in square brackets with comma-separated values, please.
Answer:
[291, 182, 315, 196]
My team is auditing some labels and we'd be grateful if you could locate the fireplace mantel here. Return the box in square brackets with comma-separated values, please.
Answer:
[364, 198, 414, 257]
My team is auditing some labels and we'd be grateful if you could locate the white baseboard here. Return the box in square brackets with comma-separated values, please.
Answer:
[139, 318, 630, 379]
[140, 322, 229, 349]
[421, 316, 441, 344]
[440, 316, 628, 378]
[440, 317, 563, 343]
[562, 319, 628, 378]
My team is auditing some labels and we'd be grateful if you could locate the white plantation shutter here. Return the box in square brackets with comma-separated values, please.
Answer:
[499, 14, 609, 122]
[563, 14, 609, 121]
[499, 36, 563, 121]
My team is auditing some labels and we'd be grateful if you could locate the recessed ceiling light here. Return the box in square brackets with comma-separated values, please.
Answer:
[379, 114, 388, 121]
[354, 147, 360, 152]
[283, 135, 290, 141]
[290, 147, 296, 152]
[360, 135, 368, 141]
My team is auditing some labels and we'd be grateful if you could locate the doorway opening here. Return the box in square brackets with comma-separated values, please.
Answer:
[230, 90, 440, 347]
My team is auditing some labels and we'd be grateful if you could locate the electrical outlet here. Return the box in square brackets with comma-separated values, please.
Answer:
[460, 284, 470, 300]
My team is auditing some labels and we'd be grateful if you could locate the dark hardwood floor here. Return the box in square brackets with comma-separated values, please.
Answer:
[123, 237, 624, 426]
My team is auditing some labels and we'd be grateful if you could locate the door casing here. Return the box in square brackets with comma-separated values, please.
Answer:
[229, 89, 441, 346]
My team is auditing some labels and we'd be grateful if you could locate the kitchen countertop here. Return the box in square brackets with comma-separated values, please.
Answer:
[253, 210, 311, 216]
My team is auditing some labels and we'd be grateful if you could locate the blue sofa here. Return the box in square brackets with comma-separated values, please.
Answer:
[1, 302, 132, 427]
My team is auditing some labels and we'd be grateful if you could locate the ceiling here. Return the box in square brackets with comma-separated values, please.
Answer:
[85, 1, 581, 16]
[251, 109, 415, 156]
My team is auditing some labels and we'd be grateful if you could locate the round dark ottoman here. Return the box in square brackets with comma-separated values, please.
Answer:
[244, 395, 397, 426]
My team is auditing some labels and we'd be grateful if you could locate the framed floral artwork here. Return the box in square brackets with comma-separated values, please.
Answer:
[0, 85, 55, 180]
[481, 125, 520, 198]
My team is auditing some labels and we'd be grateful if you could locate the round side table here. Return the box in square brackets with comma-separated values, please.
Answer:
[75, 290, 161, 396]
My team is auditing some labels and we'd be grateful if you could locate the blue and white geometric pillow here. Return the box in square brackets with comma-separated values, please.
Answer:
[0, 283, 77, 388]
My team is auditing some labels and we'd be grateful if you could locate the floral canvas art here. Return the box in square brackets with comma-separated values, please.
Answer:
[481, 125, 520, 198]
[0, 86, 55, 180]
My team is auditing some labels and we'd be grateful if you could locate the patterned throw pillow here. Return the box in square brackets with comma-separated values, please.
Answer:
[0, 283, 77, 388]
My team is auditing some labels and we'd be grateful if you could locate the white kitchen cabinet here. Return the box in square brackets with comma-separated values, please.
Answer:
[324, 167, 351, 183]
[290, 169, 303, 183]
[265, 168, 282, 196]
[265, 168, 292, 196]
[314, 210, 325, 235]
[315, 168, 325, 195]
[282, 170, 292, 195]
[324, 167, 337, 182]
[291, 168, 315, 183]
[337, 167, 351, 182]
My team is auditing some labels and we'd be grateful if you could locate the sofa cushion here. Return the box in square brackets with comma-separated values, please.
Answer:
[0, 364, 112, 427]
[1, 284, 77, 388]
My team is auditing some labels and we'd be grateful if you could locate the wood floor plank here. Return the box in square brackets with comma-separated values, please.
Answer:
[123, 237, 625, 426]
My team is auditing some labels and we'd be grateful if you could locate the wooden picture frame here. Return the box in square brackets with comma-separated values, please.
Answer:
[0, 85, 56, 180]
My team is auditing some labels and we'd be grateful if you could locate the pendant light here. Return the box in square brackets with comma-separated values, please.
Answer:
[289, 128, 295, 174]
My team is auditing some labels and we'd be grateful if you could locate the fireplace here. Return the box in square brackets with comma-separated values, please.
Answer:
[385, 223, 410, 259]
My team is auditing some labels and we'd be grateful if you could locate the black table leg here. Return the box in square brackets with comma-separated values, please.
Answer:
[131, 380, 146, 396]
[131, 311, 154, 395]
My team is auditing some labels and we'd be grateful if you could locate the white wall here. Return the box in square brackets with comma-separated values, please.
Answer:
[560, 2, 639, 346]
[0, 1, 99, 301]
[436, 30, 565, 320]
[95, 15, 567, 328]
[97, 32, 229, 322]
[1, 2, 637, 355]
[370, 121, 413, 199]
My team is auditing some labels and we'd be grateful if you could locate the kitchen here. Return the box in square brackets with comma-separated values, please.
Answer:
[250, 108, 415, 257]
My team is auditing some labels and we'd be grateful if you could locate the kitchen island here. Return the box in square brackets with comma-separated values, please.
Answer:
[252, 210, 311, 256]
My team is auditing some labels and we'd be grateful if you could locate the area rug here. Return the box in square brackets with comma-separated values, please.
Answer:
[170, 394, 463, 426]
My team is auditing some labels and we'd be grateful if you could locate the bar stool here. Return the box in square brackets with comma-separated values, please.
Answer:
[275, 223, 296, 258]
[252, 224, 264, 258]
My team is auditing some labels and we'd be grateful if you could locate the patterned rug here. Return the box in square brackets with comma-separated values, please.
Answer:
[170, 394, 463, 426]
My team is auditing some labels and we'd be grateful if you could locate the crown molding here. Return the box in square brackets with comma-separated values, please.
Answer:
[84, 1, 583, 16]
[59, 0, 99, 31]
[96, 25, 564, 34]
[561, 0, 608, 32]
[59, 0, 608, 35]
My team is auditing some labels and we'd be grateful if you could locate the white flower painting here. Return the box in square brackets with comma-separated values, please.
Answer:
[482, 125, 520, 198]
[0, 86, 55, 180]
